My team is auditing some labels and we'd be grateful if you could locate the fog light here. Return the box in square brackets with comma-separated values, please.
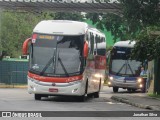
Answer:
[72, 88, 78, 93]
[109, 76, 113, 80]
[139, 84, 143, 88]
[30, 85, 33, 89]
[137, 78, 142, 83]
[94, 74, 101, 78]
[108, 82, 111, 85]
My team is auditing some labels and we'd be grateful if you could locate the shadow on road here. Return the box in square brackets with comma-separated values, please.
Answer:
[41, 96, 94, 102]
[41, 96, 111, 102]
[112, 90, 142, 94]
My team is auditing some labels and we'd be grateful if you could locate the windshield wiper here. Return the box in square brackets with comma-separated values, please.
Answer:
[116, 60, 134, 76]
[40, 48, 56, 75]
[117, 63, 125, 75]
[127, 61, 134, 75]
[57, 51, 69, 77]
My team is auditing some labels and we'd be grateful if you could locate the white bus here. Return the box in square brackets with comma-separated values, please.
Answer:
[107, 40, 147, 93]
[22, 20, 106, 101]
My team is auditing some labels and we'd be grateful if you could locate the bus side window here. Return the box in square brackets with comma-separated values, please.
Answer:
[89, 32, 94, 55]
[94, 35, 100, 55]
[87, 32, 91, 54]
[85, 31, 89, 41]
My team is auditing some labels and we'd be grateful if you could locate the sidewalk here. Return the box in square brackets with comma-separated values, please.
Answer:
[111, 94, 160, 111]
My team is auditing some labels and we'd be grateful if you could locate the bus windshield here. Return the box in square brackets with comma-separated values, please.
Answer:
[110, 47, 141, 77]
[29, 34, 84, 77]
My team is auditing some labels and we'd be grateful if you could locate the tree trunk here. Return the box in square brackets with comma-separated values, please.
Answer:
[154, 58, 160, 94]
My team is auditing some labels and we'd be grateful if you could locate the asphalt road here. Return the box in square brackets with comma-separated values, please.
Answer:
[0, 86, 147, 111]
[0, 86, 158, 120]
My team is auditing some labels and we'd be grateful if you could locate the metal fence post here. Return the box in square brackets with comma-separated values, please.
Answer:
[0, 8, 2, 56]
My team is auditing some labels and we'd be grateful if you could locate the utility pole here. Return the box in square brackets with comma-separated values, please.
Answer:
[0, 8, 2, 58]
[152, 31, 160, 95]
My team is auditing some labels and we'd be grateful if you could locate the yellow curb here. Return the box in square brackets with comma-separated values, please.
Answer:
[0, 85, 27, 88]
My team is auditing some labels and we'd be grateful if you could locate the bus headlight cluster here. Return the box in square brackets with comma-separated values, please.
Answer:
[94, 74, 101, 78]
[109, 76, 113, 80]
[108, 82, 111, 85]
[137, 78, 142, 83]
[139, 84, 143, 88]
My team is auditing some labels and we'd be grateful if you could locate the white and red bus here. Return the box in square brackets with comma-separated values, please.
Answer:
[22, 20, 106, 101]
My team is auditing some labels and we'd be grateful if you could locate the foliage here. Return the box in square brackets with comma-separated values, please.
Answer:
[148, 93, 160, 99]
[0, 11, 53, 58]
[131, 25, 160, 61]
[121, 0, 160, 27]
[86, 0, 160, 42]
[86, 0, 160, 61]
[118, 0, 160, 61]
[0, 10, 84, 59]
[51, 12, 84, 21]
[86, 13, 128, 42]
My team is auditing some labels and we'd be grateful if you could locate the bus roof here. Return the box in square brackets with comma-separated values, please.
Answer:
[33, 20, 89, 35]
[113, 40, 135, 48]
[88, 28, 105, 37]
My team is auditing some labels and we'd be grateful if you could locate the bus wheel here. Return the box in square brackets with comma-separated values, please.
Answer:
[93, 92, 99, 98]
[35, 94, 41, 100]
[113, 87, 119, 93]
[87, 93, 93, 98]
[78, 80, 88, 102]
[94, 79, 101, 98]
[78, 95, 86, 102]
[127, 88, 131, 92]
[141, 87, 146, 93]
[131, 89, 136, 92]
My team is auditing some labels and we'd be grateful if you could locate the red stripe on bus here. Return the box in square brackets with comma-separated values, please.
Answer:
[28, 72, 83, 83]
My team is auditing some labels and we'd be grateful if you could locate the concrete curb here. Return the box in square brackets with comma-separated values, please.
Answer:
[0, 85, 27, 88]
[111, 96, 160, 111]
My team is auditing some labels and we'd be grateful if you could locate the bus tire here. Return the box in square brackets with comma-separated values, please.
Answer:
[141, 87, 146, 93]
[113, 87, 119, 93]
[93, 92, 99, 98]
[78, 80, 88, 102]
[78, 95, 86, 102]
[131, 89, 136, 92]
[35, 94, 41, 100]
[93, 79, 101, 98]
[87, 93, 93, 98]
[127, 88, 131, 92]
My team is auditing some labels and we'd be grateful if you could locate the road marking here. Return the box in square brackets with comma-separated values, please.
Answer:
[106, 102, 124, 105]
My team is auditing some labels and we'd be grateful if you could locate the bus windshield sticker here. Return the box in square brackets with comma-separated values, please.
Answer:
[117, 51, 125, 54]
[38, 35, 54, 40]
[32, 39, 36, 43]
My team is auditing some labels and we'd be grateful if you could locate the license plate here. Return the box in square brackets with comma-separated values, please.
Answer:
[49, 88, 58, 92]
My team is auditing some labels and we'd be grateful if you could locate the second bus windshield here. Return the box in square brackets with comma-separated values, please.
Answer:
[110, 47, 141, 77]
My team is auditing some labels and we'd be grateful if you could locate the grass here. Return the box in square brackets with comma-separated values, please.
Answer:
[148, 93, 160, 99]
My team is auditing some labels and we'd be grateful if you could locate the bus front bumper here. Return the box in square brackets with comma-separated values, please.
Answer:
[28, 77, 85, 96]
[107, 80, 143, 89]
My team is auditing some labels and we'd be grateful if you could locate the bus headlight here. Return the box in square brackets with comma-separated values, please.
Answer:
[109, 76, 113, 80]
[139, 84, 143, 88]
[108, 82, 111, 85]
[94, 74, 101, 78]
[137, 78, 142, 83]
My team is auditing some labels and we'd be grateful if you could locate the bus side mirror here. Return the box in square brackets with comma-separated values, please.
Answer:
[83, 41, 88, 58]
[22, 38, 31, 55]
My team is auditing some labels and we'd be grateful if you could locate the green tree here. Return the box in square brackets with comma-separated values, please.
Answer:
[86, 12, 129, 42]
[86, 0, 160, 43]
[53, 12, 84, 21]
[120, 0, 160, 61]
[0, 11, 53, 58]
[0, 11, 84, 59]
